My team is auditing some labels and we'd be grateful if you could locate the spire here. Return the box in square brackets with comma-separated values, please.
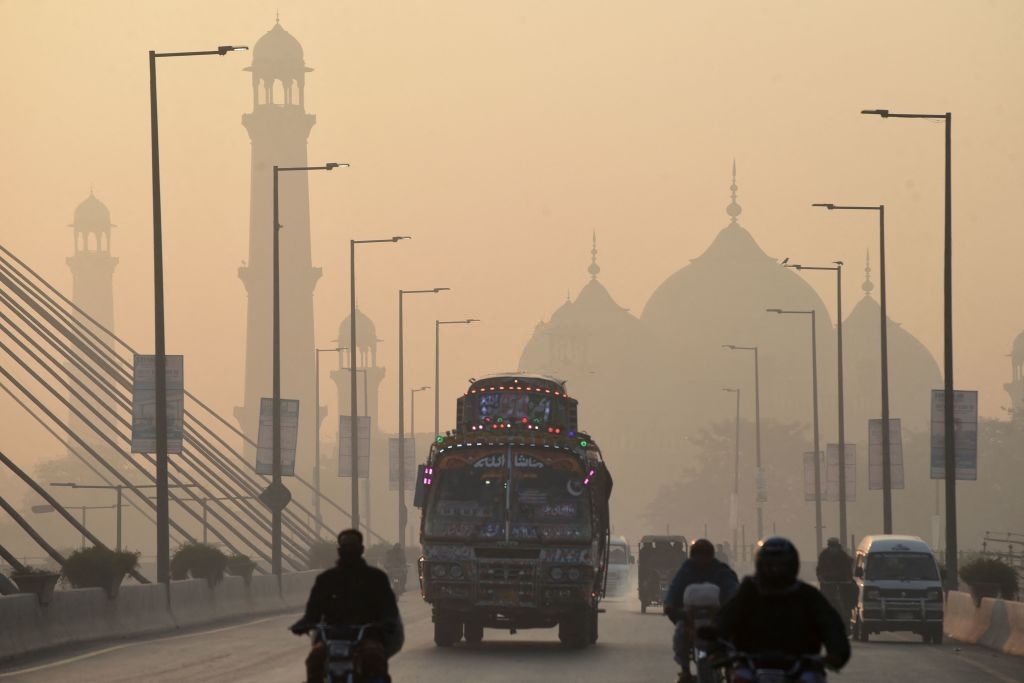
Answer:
[726, 159, 742, 224]
[588, 230, 601, 280]
[276, 9, 280, 23]
[863, 249, 875, 297]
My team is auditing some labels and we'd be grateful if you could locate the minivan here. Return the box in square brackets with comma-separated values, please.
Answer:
[851, 535, 944, 644]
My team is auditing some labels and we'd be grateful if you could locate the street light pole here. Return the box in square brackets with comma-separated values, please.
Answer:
[149, 43, 246, 585]
[272, 163, 345, 575]
[723, 345, 762, 539]
[862, 108, 957, 587]
[350, 237, 409, 532]
[813, 203, 892, 533]
[434, 319, 480, 437]
[787, 261, 847, 546]
[767, 308, 823, 552]
[314, 345, 344, 537]
[722, 387, 741, 557]
[398, 289, 448, 547]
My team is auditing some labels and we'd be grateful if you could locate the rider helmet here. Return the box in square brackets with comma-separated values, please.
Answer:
[826, 537, 841, 549]
[755, 536, 800, 592]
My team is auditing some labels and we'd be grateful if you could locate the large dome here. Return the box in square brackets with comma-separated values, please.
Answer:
[247, 21, 312, 79]
[338, 308, 378, 353]
[70, 192, 113, 232]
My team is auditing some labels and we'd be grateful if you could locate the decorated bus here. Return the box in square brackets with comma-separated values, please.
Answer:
[418, 374, 612, 648]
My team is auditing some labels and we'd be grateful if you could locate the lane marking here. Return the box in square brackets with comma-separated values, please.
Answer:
[0, 615, 282, 678]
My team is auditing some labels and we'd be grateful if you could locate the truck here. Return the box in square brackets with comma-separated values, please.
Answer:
[417, 373, 612, 648]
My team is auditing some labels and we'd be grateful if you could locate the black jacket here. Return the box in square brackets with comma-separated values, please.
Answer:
[664, 559, 740, 610]
[301, 557, 403, 656]
[816, 547, 853, 583]
[718, 577, 850, 669]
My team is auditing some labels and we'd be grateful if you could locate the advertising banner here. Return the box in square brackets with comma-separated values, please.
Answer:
[868, 418, 905, 490]
[131, 354, 184, 454]
[255, 398, 300, 475]
[930, 390, 978, 480]
[338, 415, 371, 478]
[825, 444, 856, 502]
[388, 437, 417, 491]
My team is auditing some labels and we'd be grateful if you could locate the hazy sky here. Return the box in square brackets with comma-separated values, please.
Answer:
[2, 0, 1023, 472]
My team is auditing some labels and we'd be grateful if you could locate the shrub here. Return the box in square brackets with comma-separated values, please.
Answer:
[307, 540, 336, 570]
[62, 546, 139, 590]
[225, 553, 257, 577]
[171, 543, 227, 584]
[11, 565, 55, 576]
[959, 557, 1019, 600]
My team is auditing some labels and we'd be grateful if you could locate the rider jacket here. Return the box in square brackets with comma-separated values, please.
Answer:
[300, 556, 404, 656]
[816, 547, 853, 583]
[718, 577, 850, 669]
[663, 559, 739, 621]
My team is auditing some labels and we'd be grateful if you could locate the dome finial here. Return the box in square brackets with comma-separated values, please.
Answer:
[726, 159, 742, 224]
[588, 230, 601, 280]
[276, 9, 280, 23]
[863, 249, 875, 296]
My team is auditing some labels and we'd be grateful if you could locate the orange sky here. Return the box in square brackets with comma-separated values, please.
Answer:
[2, 0, 1023, 473]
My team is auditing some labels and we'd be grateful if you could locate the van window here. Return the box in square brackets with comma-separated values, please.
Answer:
[865, 552, 939, 581]
[609, 545, 628, 565]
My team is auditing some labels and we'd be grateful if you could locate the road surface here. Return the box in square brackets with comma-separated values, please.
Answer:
[2, 593, 1022, 682]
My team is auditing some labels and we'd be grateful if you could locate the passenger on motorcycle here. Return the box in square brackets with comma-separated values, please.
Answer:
[664, 539, 739, 683]
[718, 537, 850, 683]
[290, 529, 404, 683]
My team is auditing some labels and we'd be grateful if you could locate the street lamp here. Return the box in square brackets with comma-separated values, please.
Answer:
[721, 387, 741, 557]
[434, 319, 479, 437]
[766, 308, 823, 552]
[314, 345, 344, 536]
[862, 108, 957, 587]
[271, 163, 347, 575]
[722, 345, 763, 539]
[786, 260, 848, 547]
[813, 202, 893, 534]
[150, 42, 247, 585]
[350, 237, 409, 531]
[398, 288, 448, 547]
[33, 503, 117, 550]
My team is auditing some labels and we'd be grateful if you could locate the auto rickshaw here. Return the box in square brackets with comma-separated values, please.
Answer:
[637, 535, 688, 614]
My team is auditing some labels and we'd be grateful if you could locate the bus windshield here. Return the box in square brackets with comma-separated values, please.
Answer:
[423, 450, 507, 541]
[509, 451, 591, 542]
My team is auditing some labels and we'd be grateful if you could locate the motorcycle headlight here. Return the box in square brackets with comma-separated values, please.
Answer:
[431, 563, 448, 579]
[449, 564, 464, 580]
[568, 567, 581, 581]
[550, 567, 564, 581]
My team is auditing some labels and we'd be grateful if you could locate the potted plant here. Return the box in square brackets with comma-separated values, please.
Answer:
[11, 565, 61, 606]
[959, 557, 1019, 605]
[171, 543, 227, 587]
[62, 546, 139, 599]
[307, 540, 337, 570]
[225, 553, 257, 585]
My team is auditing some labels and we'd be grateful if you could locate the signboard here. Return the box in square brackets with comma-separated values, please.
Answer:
[338, 415, 371, 478]
[131, 354, 184, 454]
[388, 437, 417, 491]
[825, 444, 856, 502]
[255, 398, 300, 475]
[868, 418, 905, 490]
[930, 390, 978, 480]
[803, 452, 819, 502]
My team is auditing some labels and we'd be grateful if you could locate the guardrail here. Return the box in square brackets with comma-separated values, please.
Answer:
[0, 570, 318, 662]
[944, 590, 1024, 656]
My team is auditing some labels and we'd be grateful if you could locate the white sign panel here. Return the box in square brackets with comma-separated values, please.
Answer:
[131, 354, 184, 454]
[930, 390, 978, 481]
[825, 444, 856, 502]
[255, 398, 300, 475]
[388, 437, 417, 491]
[868, 418, 905, 490]
[338, 415, 371, 478]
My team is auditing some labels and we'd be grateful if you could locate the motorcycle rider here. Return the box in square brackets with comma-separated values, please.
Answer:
[290, 529, 404, 683]
[384, 543, 407, 593]
[718, 537, 850, 683]
[664, 539, 740, 683]
[816, 537, 855, 618]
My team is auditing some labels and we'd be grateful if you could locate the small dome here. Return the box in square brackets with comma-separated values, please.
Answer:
[338, 308, 378, 352]
[1013, 330, 1024, 366]
[70, 192, 114, 232]
[247, 22, 312, 78]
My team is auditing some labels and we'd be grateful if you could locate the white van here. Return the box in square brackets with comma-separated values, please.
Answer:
[851, 535, 944, 644]
[604, 536, 633, 599]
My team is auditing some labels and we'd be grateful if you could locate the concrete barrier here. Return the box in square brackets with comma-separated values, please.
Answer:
[944, 590, 980, 642]
[943, 590, 1024, 657]
[0, 594, 45, 660]
[1004, 599, 1024, 657]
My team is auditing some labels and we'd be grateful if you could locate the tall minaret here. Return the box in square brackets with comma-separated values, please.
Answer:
[66, 191, 118, 453]
[235, 19, 320, 470]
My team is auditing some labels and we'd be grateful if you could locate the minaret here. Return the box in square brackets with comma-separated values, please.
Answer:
[235, 20, 320, 470]
[66, 191, 118, 453]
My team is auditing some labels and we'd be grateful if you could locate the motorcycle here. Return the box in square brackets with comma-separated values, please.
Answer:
[306, 622, 390, 683]
[683, 583, 724, 683]
[818, 581, 854, 635]
[697, 627, 828, 683]
[387, 565, 407, 597]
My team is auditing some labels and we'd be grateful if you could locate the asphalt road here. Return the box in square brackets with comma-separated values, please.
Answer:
[1, 593, 1022, 682]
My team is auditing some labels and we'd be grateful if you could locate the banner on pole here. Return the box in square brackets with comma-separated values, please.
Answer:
[255, 398, 300, 475]
[338, 415, 371, 478]
[131, 354, 184, 454]
[868, 418, 905, 490]
[930, 390, 978, 480]
[803, 452, 818, 502]
[388, 438, 417, 491]
[825, 444, 856, 502]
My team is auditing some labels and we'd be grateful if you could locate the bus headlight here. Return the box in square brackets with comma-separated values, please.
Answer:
[568, 568, 581, 581]
[550, 567, 564, 581]
[431, 563, 448, 579]
[449, 564, 464, 580]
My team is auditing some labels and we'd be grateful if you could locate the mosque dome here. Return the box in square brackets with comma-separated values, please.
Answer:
[70, 192, 114, 233]
[337, 308, 378, 353]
